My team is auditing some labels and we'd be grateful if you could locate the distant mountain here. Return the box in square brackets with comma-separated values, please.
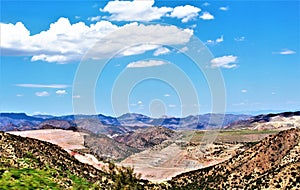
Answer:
[168, 128, 300, 189]
[0, 113, 44, 121]
[32, 114, 55, 119]
[0, 112, 252, 133]
[117, 113, 251, 130]
[38, 119, 76, 130]
[0, 113, 44, 131]
[226, 111, 300, 130]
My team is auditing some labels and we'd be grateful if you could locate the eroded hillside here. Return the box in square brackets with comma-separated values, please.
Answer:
[168, 128, 300, 189]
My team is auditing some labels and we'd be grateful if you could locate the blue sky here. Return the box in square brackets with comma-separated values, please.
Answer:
[1, 0, 299, 117]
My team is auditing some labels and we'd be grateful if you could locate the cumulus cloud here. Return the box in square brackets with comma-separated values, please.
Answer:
[178, 46, 188, 53]
[219, 6, 229, 11]
[200, 12, 214, 20]
[241, 89, 247, 93]
[87, 16, 101, 22]
[153, 47, 171, 56]
[169, 5, 201, 23]
[56, 90, 67, 95]
[234, 36, 246, 42]
[1, 18, 119, 63]
[206, 35, 224, 45]
[120, 44, 160, 56]
[202, 2, 210, 7]
[15, 84, 69, 88]
[86, 24, 193, 60]
[273, 49, 296, 55]
[127, 60, 168, 68]
[35, 91, 49, 97]
[1, 18, 193, 63]
[100, 0, 172, 22]
[211, 55, 238, 69]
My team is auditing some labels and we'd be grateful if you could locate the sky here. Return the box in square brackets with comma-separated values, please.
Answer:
[0, 0, 299, 117]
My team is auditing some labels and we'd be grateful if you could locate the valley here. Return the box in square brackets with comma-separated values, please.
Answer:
[1, 111, 299, 188]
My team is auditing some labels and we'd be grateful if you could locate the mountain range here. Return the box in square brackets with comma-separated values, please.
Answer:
[0, 112, 251, 135]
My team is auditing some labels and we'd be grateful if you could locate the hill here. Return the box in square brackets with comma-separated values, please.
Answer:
[0, 131, 151, 189]
[167, 128, 300, 189]
[83, 133, 140, 161]
[114, 126, 178, 150]
[226, 111, 300, 130]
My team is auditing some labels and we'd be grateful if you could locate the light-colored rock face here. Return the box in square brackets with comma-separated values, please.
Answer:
[8, 129, 88, 150]
[170, 128, 300, 189]
[253, 116, 300, 130]
[120, 141, 244, 182]
[6, 129, 110, 174]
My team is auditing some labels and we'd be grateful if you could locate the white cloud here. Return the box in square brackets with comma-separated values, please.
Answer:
[200, 12, 214, 20]
[216, 35, 224, 43]
[234, 36, 246, 42]
[127, 60, 168, 68]
[87, 24, 193, 60]
[1, 18, 119, 63]
[202, 2, 210, 7]
[1, 18, 193, 63]
[16, 94, 23, 97]
[56, 90, 67, 95]
[120, 44, 160, 56]
[75, 16, 81, 19]
[241, 89, 247, 93]
[211, 55, 238, 69]
[87, 16, 101, 22]
[273, 49, 296, 55]
[169, 5, 201, 23]
[35, 91, 49, 97]
[164, 94, 170, 97]
[73, 95, 81, 99]
[15, 84, 68, 89]
[206, 35, 224, 45]
[219, 6, 229, 11]
[138, 101, 143, 105]
[168, 104, 176, 108]
[178, 46, 188, 53]
[153, 47, 171, 56]
[100, 0, 172, 22]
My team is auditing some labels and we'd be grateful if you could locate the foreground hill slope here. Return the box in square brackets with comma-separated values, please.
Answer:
[0, 131, 150, 189]
[168, 128, 300, 189]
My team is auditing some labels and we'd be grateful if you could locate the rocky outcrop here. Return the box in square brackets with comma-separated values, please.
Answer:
[83, 133, 140, 161]
[168, 128, 300, 189]
[114, 126, 177, 150]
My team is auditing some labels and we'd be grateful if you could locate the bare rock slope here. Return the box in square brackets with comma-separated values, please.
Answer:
[168, 128, 300, 189]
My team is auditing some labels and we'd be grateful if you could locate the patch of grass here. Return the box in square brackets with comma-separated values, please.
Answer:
[0, 167, 61, 189]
